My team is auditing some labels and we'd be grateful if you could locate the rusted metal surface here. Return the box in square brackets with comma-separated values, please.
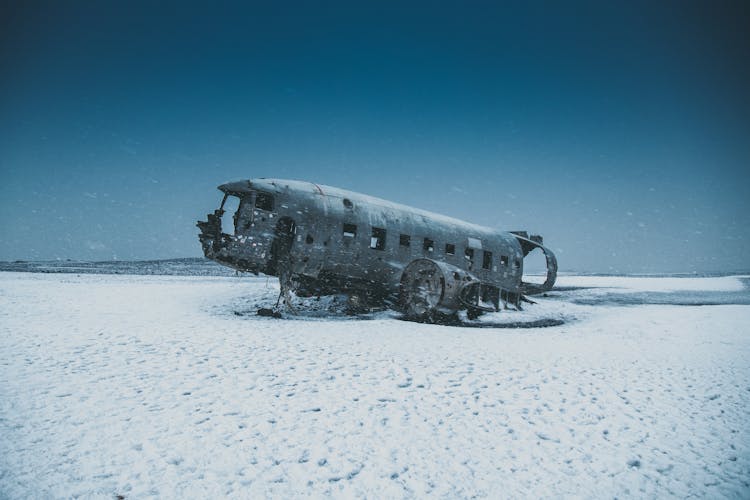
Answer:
[197, 178, 557, 320]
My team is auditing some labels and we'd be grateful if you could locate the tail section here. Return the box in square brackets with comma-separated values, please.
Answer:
[511, 232, 558, 295]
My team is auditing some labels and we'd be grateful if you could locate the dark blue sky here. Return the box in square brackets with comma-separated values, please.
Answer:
[1, 1, 748, 272]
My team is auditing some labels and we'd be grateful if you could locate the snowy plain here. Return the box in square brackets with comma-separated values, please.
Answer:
[1, 270, 749, 498]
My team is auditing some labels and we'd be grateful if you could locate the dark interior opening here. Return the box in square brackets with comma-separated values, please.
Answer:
[483, 250, 493, 270]
[370, 227, 386, 250]
[465, 248, 475, 270]
[343, 223, 357, 238]
[255, 192, 274, 211]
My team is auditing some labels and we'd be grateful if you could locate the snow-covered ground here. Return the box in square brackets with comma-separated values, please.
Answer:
[1, 271, 749, 498]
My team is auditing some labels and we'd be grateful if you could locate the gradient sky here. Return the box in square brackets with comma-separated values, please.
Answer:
[1, 1, 748, 273]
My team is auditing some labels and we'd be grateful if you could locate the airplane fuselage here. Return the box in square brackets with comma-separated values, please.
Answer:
[198, 178, 556, 318]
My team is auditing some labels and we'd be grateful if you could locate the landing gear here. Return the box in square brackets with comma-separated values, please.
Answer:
[275, 270, 297, 315]
[399, 259, 510, 323]
[269, 217, 297, 315]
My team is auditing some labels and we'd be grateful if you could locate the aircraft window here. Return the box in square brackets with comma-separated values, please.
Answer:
[343, 223, 357, 238]
[343, 198, 354, 209]
[370, 227, 386, 250]
[445, 243, 455, 255]
[220, 194, 240, 234]
[500, 255, 509, 266]
[400, 234, 411, 247]
[514, 259, 521, 269]
[423, 238, 434, 253]
[255, 192, 274, 211]
[305, 235, 314, 244]
[483, 251, 493, 270]
[465, 248, 475, 270]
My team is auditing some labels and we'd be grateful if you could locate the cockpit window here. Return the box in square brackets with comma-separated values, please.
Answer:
[220, 194, 240, 234]
[255, 192, 274, 211]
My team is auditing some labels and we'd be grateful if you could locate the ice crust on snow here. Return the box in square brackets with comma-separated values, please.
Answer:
[1, 271, 749, 498]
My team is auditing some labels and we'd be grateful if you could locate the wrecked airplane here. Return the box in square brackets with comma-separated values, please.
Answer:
[197, 179, 557, 320]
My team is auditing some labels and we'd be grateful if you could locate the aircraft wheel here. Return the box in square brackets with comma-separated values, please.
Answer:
[400, 260, 445, 321]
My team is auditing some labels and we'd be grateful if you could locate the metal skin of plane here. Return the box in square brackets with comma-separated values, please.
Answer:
[197, 178, 557, 321]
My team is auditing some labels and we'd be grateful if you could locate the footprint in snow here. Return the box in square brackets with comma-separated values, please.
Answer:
[536, 432, 560, 443]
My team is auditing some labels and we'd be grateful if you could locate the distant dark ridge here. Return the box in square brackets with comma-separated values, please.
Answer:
[0, 258, 239, 277]
[2, 259, 748, 279]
